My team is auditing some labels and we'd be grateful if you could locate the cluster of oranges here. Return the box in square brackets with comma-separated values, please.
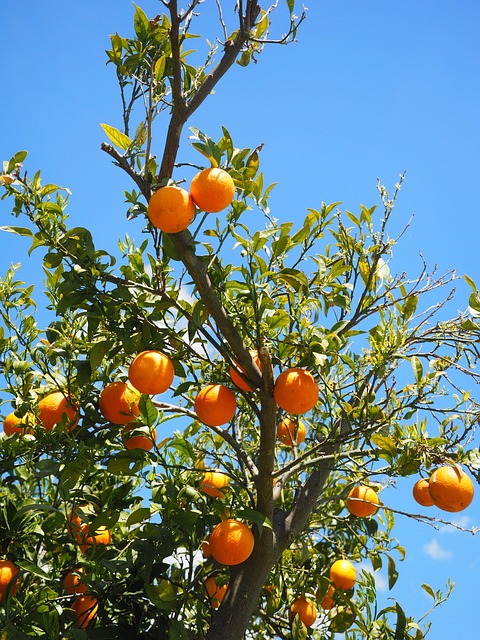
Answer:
[63, 568, 98, 630]
[288, 559, 357, 628]
[195, 353, 319, 436]
[412, 465, 474, 513]
[1, 349, 176, 452]
[147, 167, 235, 234]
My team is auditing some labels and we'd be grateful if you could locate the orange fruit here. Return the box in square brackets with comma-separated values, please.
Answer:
[289, 596, 317, 628]
[346, 485, 380, 517]
[190, 168, 235, 213]
[0, 559, 20, 602]
[194, 384, 237, 427]
[277, 417, 306, 446]
[64, 568, 88, 595]
[77, 525, 111, 554]
[66, 503, 95, 538]
[71, 594, 98, 629]
[229, 351, 262, 392]
[3, 411, 35, 436]
[209, 519, 254, 566]
[99, 381, 141, 425]
[122, 423, 156, 451]
[330, 559, 356, 590]
[200, 470, 230, 499]
[317, 584, 335, 610]
[37, 391, 79, 431]
[428, 465, 474, 512]
[412, 478, 435, 507]
[128, 350, 174, 395]
[148, 185, 195, 233]
[273, 368, 319, 415]
[205, 576, 228, 609]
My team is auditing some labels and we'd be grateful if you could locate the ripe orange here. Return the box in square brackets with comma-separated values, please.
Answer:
[128, 350, 174, 395]
[205, 576, 228, 609]
[330, 559, 356, 590]
[273, 368, 319, 415]
[190, 168, 235, 213]
[64, 568, 88, 595]
[428, 465, 474, 512]
[209, 519, 254, 566]
[194, 384, 237, 427]
[229, 351, 262, 392]
[277, 417, 306, 446]
[67, 504, 111, 554]
[148, 185, 195, 234]
[412, 478, 435, 507]
[0, 559, 20, 602]
[77, 525, 111, 555]
[71, 594, 98, 629]
[38, 391, 79, 431]
[99, 381, 141, 425]
[200, 470, 230, 498]
[3, 411, 35, 436]
[346, 485, 380, 517]
[289, 596, 317, 628]
[317, 584, 335, 610]
[67, 503, 95, 538]
[122, 423, 156, 451]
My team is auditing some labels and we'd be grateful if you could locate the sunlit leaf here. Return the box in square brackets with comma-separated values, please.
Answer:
[100, 123, 133, 150]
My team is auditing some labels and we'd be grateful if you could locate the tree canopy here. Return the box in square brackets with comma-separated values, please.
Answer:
[1, 2, 480, 639]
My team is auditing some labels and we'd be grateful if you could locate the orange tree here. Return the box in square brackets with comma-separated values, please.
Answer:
[1, 2, 480, 639]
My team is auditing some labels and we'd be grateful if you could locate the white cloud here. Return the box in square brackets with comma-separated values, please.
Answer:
[423, 538, 453, 560]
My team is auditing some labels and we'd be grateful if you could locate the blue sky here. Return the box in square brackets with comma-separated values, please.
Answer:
[2, 1, 480, 637]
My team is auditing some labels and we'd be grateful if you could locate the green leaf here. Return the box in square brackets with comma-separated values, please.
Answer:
[411, 355, 423, 383]
[133, 121, 147, 148]
[394, 602, 407, 640]
[236, 508, 272, 532]
[139, 395, 159, 426]
[100, 123, 133, 150]
[468, 291, 480, 317]
[371, 435, 398, 456]
[43, 252, 63, 269]
[126, 507, 151, 527]
[16, 559, 50, 580]
[464, 274, 477, 292]
[402, 295, 418, 320]
[244, 149, 260, 179]
[7, 150, 28, 173]
[421, 583, 435, 599]
[190, 141, 221, 168]
[291, 615, 308, 640]
[387, 554, 399, 589]
[89, 340, 111, 371]
[329, 606, 356, 633]
[0, 226, 33, 237]
[154, 55, 167, 81]
[133, 3, 150, 40]
[276, 268, 309, 292]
